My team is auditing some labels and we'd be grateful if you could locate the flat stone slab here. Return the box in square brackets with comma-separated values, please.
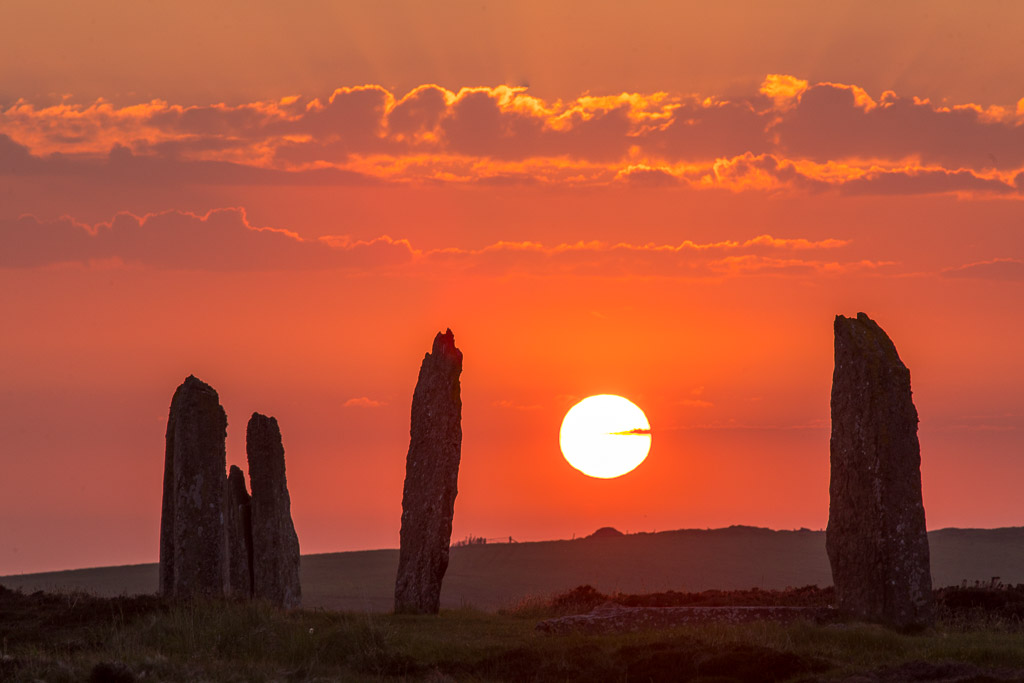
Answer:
[536, 603, 837, 634]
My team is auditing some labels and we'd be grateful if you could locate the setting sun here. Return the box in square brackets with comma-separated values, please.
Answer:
[559, 394, 652, 479]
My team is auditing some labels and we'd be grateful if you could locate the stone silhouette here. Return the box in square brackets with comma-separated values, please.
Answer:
[395, 329, 464, 614]
[159, 375, 228, 598]
[826, 313, 934, 628]
[247, 412, 302, 608]
[223, 465, 254, 598]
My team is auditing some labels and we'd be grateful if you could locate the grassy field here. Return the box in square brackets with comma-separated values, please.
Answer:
[3, 527, 1024, 612]
[3, 583, 1024, 682]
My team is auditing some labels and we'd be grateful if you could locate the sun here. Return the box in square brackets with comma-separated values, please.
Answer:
[559, 394, 652, 479]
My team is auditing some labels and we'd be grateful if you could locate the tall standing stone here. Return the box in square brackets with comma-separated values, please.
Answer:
[395, 329, 463, 614]
[826, 313, 934, 628]
[247, 412, 301, 608]
[223, 465, 254, 598]
[159, 375, 228, 598]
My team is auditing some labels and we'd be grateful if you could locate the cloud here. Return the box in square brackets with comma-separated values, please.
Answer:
[839, 167, 1016, 196]
[0, 135, 376, 187]
[773, 82, 1024, 170]
[145, 97, 300, 138]
[0, 209, 414, 270]
[759, 74, 809, 109]
[343, 397, 387, 408]
[684, 153, 830, 193]
[388, 85, 450, 142]
[0, 208, 880, 277]
[437, 86, 643, 162]
[674, 152, 1017, 197]
[941, 259, 1024, 281]
[1, 207, 872, 276]
[419, 234, 855, 278]
[707, 255, 896, 277]
[645, 99, 770, 160]
[296, 86, 392, 144]
[5, 78, 1024, 195]
[615, 164, 680, 187]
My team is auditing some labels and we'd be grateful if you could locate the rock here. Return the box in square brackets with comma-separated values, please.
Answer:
[826, 313, 934, 628]
[159, 375, 228, 598]
[247, 412, 301, 608]
[394, 329, 464, 614]
[223, 465, 253, 598]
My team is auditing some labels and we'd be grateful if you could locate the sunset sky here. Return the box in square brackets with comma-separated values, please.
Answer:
[1, 0, 1022, 575]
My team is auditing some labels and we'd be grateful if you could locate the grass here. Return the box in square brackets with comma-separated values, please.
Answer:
[3, 584, 1024, 681]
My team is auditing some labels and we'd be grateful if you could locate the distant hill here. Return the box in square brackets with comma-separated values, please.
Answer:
[3, 526, 1022, 612]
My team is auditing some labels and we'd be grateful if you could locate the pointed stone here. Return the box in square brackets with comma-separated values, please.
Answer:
[247, 413, 301, 608]
[827, 313, 934, 628]
[223, 465, 253, 598]
[395, 329, 463, 614]
[159, 375, 228, 598]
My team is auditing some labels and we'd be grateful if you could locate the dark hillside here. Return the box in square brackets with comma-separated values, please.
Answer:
[3, 526, 1022, 611]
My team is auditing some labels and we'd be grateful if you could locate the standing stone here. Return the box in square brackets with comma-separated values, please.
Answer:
[247, 413, 301, 608]
[826, 313, 934, 628]
[395, 329, 463, 614]
[159, 375, 228, 598]
[223, 465, 254, 598]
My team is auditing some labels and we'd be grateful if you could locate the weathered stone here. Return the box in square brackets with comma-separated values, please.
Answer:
[247, 413, 301, 608]
[223, 465, 253, 598]
[394, 329, 463, 614]
[826, 312, 934, 628]
[159, 375, 227, 598]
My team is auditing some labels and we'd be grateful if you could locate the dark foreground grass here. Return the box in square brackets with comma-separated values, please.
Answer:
[3, 584, 1024, 682]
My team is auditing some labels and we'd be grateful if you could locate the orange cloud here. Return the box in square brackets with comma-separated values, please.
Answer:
[839, 167, 1016, 196]
[759, 74, 809, 109]
[2, 208, 866, 277]
[707, 255, 896, 276]
[343, 397, 387, 408]
[773, 82, 1024, 171]
[615, 164, 680, 187]
[4, 78, 1024, 196]
[941, 258, 1024, 281]
[0, 209, 413, 270]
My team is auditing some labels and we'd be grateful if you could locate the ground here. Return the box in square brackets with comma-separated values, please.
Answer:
[2, 583, 1024, 681]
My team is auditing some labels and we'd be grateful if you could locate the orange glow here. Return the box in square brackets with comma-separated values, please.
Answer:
[1, 3, 1022, 578]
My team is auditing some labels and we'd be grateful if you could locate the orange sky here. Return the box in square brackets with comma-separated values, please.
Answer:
[1, 1, 1022, 575]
